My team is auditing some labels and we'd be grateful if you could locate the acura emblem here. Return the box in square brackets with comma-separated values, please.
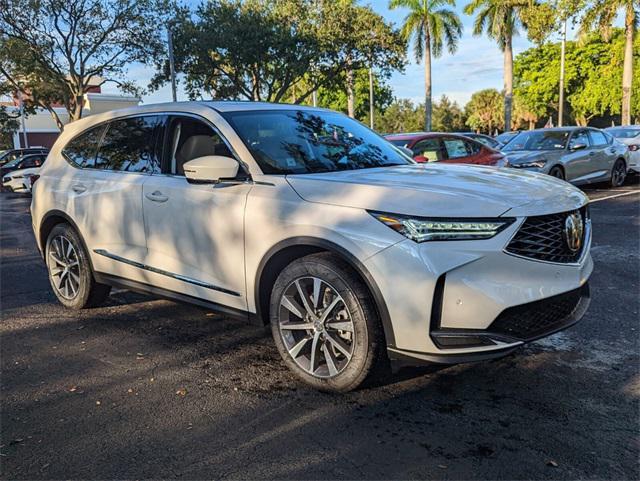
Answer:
[563, 212, 584, 253]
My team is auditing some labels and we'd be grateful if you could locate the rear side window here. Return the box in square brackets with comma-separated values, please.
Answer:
[62, 125, 106, 168]
[95, 116, 164, 173]
[588, 130, 608, 147]
[443, 138, 470, 159]
[412, 138, 443, 162]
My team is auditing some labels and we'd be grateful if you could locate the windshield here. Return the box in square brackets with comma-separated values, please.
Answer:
[606, 128, 640, 139]
[223, 110, 413, 174]
[2, 155, 25, 168]
[502, 131, 570, 152]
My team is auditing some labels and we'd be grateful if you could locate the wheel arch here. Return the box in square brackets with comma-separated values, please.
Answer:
[255, 237, 395, 348]
[39, 210, 94, 270]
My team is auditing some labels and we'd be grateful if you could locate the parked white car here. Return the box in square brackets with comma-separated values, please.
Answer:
[31, 102, 593, 392]
[2, 165, 41, 193]
[605, 126, 640, 174]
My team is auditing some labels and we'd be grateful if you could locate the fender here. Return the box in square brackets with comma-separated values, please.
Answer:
[38, 210, 95, 270]
[255, 236, 396, 348]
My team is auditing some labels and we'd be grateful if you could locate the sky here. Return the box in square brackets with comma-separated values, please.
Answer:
[111, 0, 586, 108]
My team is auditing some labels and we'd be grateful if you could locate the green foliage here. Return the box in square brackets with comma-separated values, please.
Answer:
[465, 88, 504, 133]
[157, 0, 405, 103]
[315, 69, 394, 122]
[432, 95, 467, 131]
[0, 0, 170, 127]
[390, 0, 463, 61]
[375, 99, 425, 134]
[464, 0, 527, 50]
[514, 28, 640, 125]
[0, 106, 19, 149]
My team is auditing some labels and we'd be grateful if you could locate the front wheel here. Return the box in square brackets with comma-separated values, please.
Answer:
[549, 166, 565, 180]
[45, 223, 111, 309]
[270, 253, 386, 392]
[610, 159, 627, 187]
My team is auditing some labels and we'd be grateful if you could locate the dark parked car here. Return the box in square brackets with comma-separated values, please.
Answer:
[495, 131, 520, 146]
[0, 148, 48, 166]
[0, 152, 47, 177]
[385, 132, 505, 166]
[454, 132, 502, 149]
[503, 127, 629, 187]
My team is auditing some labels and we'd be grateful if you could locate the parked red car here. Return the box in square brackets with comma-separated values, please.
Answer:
[385, 132, 505, 166]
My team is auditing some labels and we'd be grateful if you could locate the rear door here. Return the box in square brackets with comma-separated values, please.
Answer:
[63, 115, 164, 279]
[587, 129, 615, 180]
[141, 114, 250, 311]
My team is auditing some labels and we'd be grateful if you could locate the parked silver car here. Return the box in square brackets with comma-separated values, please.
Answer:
[503, 127, 629, 187]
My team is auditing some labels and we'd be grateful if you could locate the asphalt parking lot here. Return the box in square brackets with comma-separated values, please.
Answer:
[1, 180, 639, 480]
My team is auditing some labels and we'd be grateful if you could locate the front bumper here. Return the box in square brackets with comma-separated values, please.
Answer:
[364, 213, 592, 363]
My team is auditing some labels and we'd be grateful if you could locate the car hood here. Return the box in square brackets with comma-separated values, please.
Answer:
[503, 150, 563, 164]
[286, 164, 587, 218]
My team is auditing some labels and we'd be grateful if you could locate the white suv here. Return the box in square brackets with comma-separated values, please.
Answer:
[31, 102, 593, 392]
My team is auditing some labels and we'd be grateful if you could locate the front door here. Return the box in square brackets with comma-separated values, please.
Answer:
[141, 115, 251, 311]
[565, 130, 594, 183]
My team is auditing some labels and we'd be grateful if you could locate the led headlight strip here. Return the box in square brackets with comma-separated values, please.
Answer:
[370, 211, 514, 242]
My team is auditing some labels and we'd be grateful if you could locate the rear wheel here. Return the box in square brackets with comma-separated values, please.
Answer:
[549, 166, 565, 180]
[610, 159, 627, 187]
[45, 223, 111, 309]
[270, 252, 386, 392]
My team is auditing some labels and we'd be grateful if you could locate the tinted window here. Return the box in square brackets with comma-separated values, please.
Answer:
[95, 116, 163, 173]
[504, 131, 571, 151]
[223, 110, 411, 174]
[606, 128, 640, 139]
[412, 138, 443, 162]
[443, 138, 470, 159]
[20, 155, 44, 168]
[569, 131, 591, 149]
[588, 130, 608, 147]
[63, 125, 106, 168]
[166, 116, 234, 176]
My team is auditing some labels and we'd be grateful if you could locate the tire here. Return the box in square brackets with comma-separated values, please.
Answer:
[549, 166, 565, 180]
[610, 159, 627, 188]
[270, 252, 386, 392]
[45, 223, 111, 309]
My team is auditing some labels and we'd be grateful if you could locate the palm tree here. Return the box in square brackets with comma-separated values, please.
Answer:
[390, 0, 463, 131]
[464, 0, 526, 131]
[580, 0, 636, 125]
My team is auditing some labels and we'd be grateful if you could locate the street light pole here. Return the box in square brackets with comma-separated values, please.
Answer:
[369, 67, 374, 129]
[558, 17, 567, 127]
[167, 25, 177, 102]
[18, 90, 29, 148]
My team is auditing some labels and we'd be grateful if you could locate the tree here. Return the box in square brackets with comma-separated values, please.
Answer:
[390, 0, 463, 131]
[464, 0, 527, 131]
[156, 0, 404, 105]
[513, 28, 639, 126]
[0, 0, 169, 130]
[0, 106, 19, 149]
[579, 0, 637, 125]
[375, 99, 425, 133]
[315, 69, 394, 122]
[432, 94, 466, 131]
[465, 88, 503, 133]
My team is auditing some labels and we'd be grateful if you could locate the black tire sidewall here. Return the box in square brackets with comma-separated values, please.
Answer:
[45, 224, 95, 309]
[269, 254, 381, 392]
[550, 166, 564, 180]
[611, 160, 626, 187]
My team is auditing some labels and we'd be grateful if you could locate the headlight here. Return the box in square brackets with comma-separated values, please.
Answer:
[510, 159, 547, 169]
[369, 211, 513, 242]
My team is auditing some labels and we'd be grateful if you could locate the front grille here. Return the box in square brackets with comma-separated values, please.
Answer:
[488, 285, 588, 341]
[506, 207, 588, 263]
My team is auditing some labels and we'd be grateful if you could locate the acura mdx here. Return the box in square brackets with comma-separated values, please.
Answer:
[31, 102, 592, 391]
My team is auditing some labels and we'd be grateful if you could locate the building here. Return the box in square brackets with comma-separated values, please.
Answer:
[3, 80, 140, 149]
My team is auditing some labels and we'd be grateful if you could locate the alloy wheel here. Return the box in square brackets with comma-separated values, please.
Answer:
[48, 235, 81, 299]
[612, 161, 626, 186]
[277, 276, 355, 378]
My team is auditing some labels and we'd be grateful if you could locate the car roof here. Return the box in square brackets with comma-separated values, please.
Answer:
[385, 132, 477, 141]
[606, 125, 640, 130]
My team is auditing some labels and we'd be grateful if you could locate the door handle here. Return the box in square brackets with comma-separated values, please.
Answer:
[588, 151, 596, 156]
[71, 184, 87, 194]
[145, 190, 169, 203]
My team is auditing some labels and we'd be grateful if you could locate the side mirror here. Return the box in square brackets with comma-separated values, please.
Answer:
[570, 142, 587, 151]
[183, 155, 239, 184]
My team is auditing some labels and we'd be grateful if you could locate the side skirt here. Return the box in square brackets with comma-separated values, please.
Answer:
[93, 272, 259, 324]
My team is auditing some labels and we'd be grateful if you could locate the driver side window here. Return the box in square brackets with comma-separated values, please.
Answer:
[570, 131, 590, 149]
[164, 116, 234, 176]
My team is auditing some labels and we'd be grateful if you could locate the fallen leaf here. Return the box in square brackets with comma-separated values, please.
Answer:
[547, 460, 559, 467]
[69, 386, 77, 392]
[95, 400, 101, 405]
[127, 388, 133, 393]
[176, 388, 187, 396]
[438, 465, 448, 469]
